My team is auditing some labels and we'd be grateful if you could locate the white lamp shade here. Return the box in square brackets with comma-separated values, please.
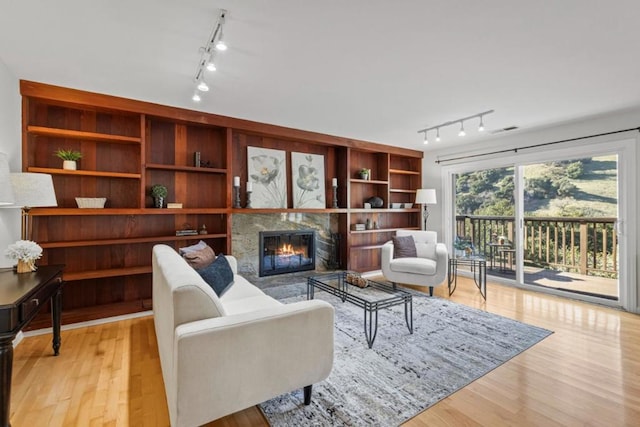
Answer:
[0, 153, 15, 206]
[415, 188, 437, 205]
[10, 173, 58, 208]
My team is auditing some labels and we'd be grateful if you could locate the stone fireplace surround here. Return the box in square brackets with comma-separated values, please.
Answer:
[231, 213, 340, 287]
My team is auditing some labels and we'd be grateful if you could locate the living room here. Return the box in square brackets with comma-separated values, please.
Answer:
[1, 2, 640, 426]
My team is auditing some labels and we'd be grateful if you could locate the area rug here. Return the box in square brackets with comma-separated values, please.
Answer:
[260, 284, 552, 426]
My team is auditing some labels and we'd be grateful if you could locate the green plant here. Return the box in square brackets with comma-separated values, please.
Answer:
[54, 148, 82, 161]
[151, 184, 168, 198]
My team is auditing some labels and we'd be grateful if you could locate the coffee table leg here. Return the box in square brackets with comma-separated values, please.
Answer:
[364, 309, 378, 349]
[404, 298, 413, 334]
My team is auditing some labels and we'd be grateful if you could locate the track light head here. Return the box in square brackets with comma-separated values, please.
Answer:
[215, 35, 227, 51]
[423, 132, 428, 145]
[478, 115, 485, 132]
[458, 121, 466, 137]
[435, 127, 441, 142]
[192, 92, 201, 102]
[206, 60, 216, 71]
[197, 80, 209, 92]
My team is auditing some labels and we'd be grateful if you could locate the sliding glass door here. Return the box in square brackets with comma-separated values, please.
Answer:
[522, 156, 619, 299]
[444, 137, 635, 309]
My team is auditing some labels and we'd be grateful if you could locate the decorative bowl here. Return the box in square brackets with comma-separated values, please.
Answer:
[75, 197, 107, 208]
[391, 203, 403, 209]
[403, 203, 413, 208]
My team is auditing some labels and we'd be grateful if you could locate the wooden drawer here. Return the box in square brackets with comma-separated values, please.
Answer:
[19, 276, 62, 324]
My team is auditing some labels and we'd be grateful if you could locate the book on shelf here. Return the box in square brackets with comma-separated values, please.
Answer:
[176, 230, 199, 236]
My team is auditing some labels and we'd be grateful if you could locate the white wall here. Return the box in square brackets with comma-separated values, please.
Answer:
[0, 57, 21, 267]
[423, 108, 640, 311]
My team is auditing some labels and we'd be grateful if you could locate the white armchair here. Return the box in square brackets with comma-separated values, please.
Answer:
[381, 230, 448, 296]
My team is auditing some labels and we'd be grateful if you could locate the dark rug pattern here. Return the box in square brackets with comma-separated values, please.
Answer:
[260, 284, 552, 426]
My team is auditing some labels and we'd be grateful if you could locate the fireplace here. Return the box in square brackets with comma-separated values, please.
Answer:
[259, 230, 316, 277]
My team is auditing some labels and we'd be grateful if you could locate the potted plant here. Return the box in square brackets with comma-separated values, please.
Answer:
[54, 148, 83, 170]
[151, 184, 168, 208]
[358, 168, 371, 180]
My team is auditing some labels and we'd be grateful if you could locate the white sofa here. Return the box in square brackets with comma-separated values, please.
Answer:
[152, 244, 335, 427]
[381, 230, 448, 296]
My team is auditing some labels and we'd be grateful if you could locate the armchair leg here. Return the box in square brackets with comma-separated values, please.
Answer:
[429, 286, 434, 296]
[303, 385, 312, 405]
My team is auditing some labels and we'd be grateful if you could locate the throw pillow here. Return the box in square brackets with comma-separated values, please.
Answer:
[183, 245, 215, 270]
[179, 240, 208, 255]
[196, 254, 234, 297]
[393, 235, 417, 258]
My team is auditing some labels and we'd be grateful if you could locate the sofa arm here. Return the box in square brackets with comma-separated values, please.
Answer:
[171, 299, 334, 426]
[381, 241, 394, 274]
[435, 242, 448, 265]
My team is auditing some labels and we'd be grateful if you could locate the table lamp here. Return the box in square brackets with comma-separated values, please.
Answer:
[414, 188, 437, 230]
[10, 173, 58, 240]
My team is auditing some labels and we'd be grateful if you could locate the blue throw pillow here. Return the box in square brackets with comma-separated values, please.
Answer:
[196, 254, 234, 297]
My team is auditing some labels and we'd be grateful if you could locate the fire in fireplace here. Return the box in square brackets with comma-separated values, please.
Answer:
[259, 230, 316, 276]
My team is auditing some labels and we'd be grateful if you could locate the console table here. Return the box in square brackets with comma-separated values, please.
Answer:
[0, 265, 64, 427]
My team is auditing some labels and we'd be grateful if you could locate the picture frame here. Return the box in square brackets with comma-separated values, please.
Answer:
[291, 152, 325, 208]
[247, 146, 287, 208]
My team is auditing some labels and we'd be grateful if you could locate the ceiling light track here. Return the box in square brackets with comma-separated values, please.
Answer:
[418, 109, 494, 144]
[192, 9, 228, 102]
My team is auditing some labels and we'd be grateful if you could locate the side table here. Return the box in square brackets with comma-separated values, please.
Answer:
[0, 265, 64, 427]
[448, 256, 487, 300]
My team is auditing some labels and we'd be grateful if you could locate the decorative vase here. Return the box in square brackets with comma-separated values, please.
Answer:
[16, 259, 36, 273]
[154, 197, 164, 208]
[63, 160, 77, 170]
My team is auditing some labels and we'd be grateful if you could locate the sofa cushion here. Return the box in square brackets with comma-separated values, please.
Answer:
[179, 240, 208, 255]
[222, 295, 283, 315]
[197, 254, 235, 296]
[415, 242, 438, 260]
[390, 257, 437, 276]
[220, 275, 267, 302]
[393, 235, 417, 258]
[183, 245, 215, 269]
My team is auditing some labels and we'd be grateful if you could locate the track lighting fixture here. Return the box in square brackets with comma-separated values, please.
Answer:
[197, 79, 209, 92]
[192, 9, 228, 101]
[417, 110, 494, 143]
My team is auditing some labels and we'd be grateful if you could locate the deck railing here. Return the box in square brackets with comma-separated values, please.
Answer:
[456, 215, 618, 278]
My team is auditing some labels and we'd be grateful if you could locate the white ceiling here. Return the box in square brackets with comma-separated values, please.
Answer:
[1, 1, 639, 151]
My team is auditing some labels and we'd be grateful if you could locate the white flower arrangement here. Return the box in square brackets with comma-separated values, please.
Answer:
[5, 240, 43, 262]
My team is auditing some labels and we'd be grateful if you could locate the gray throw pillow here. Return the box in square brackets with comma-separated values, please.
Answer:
[196, 254, 234, 297]
[393, 235, 417, 258]
[183, 245, 215, 270]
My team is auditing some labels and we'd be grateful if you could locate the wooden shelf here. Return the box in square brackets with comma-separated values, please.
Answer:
[390, 188, 417, 194]
[30, 208, 228, 216]
[64, 266, 152, 281]
[25, 300, 151, 331]
[146, 163, 227, 174]
[28, 167, 141, 179]
[27, 125, 142, 144]
[39, 233, 227, 249]
[349, 208, 420, 213]
[350, 178, 389, 185]
[350, 227, 420, 235]
[232, 208, 348, 214]
[389, 168, 420, 175]
[350, 244, 385, 251]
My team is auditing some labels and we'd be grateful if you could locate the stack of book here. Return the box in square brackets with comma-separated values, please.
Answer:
[176, 229, 198, 236]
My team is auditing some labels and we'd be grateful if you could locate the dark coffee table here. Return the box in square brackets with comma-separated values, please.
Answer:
[307, 272, 413, 348]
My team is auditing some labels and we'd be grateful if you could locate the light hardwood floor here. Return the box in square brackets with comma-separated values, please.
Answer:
[11, 278, 640, 426]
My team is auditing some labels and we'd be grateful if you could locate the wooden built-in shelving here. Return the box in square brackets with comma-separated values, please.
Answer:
[21, 79, 423, 327]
